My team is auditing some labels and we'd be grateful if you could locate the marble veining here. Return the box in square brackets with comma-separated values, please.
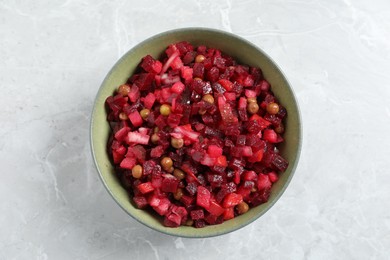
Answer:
[1, 0, 390, 259]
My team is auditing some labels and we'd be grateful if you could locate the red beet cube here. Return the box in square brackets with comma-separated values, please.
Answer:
[207, 145, 223, 158]
[114, 126, 130, 142]
[137, 182, 155, 194]
[196, 186, 211, 209]
[257, 173, 272, 191]
[190, 209, 204, 220]
[193, 62, 204, 79]
[128, 111, 143, 128]
[223, 207, 235, 220]
[206, 200, 225, 216]
[133, 196, 148, 209]
[215, 155, 227, 167]
[150, 145, 164, 158]
[222, 193, 243, 208]
[171, 81, 185, 94]
[218, 79, 234, 91]
[263, 129, 278, 143]
[161, 174, 179, 193]
[153, 197, 171, 216]
[180, 194, 195, 207]
[143, 93, 156, 109]
[119, 157, 136, 170]
[268, 171, 279, 183]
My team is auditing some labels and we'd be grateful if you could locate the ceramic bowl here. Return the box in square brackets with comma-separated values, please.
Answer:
[90, 28, 301, 238]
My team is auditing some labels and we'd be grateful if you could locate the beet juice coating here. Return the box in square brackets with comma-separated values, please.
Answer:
[105, 41, 288, 228]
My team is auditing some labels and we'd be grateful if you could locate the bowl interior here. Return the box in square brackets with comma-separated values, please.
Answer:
[91, 28, 301, 238]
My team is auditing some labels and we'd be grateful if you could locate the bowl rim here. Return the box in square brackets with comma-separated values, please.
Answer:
[90, 27, 302, 238]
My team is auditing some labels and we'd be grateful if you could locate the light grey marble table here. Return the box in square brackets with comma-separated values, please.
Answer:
[1, 0, 390, 259]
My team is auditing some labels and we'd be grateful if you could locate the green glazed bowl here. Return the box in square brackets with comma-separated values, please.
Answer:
[91, 28, 301, 238]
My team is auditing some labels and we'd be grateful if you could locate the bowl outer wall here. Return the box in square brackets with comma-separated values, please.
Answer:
[90, 28, 302, 238]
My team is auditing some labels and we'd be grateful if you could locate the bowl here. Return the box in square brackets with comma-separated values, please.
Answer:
[90, 28, 301, 238]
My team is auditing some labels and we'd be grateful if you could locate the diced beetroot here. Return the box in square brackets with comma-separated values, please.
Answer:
[205, 213, 223, 225]
[271, 154, 289, 172]
[215, 155, 228, 167]
[128, 111, 143, 128]
[248, 149, 264, 163]
[218, 79, 234, 91]
[143, 93, 156, 109]
[181, 162, 199, 183]
[194, 219, 206, 228]
[112, 148, 126, 164]
[268, 171, 279, 183]
[171, 81, 185, 94]
[207, 66, 219, 83]
[127, 145, 146, 163]
[164, 214, 181, 227]
[193, 62, 204, 79]
[224, 92, 236, 101]
[150, 145, 164, 158]
[167, 113, 182, 128]
[133, 196, 148, 209]
[134, 73, 155, 91]
[119, 157, 136, 170]
[151, 173, 163, 188]
[222, 193, 243, 208]
[263, 129, 278, 143]
[245, 89, 256, 98]
[206, 200, 225, 216]
[218, 97, 238, 124]
[128, 85, 140, 103]
[186, 182, 198, 196]
[170, 56, 183, 70]
[114, 126, 130, 142]
[223, 207, 235, 220]
[257, 173, 272, 191]
[250, 114, 271, 129]
[200, 154, 216, 167]
[164, 206, 187, 227]
[106, 94, 128, 113]
[153, 197, 171, 216]
[154, 115, 167, 130]
[183, 51, 196, 64]
[242, 171, 257, 181]
[207, 145, 223, 158]
[161, 174, 179, 193]
[230, 146, 253, 157]
[241, 146, 253, 157]
[238, 97, 248, 122]
[126, 131, 150, 145]
[171, 204, 188, 220]
[197, 186, 211, 209]
[180, 66, 193, 83]
[190, 209, 204, 220]
[142, 160, 156, 176]
[165, 44, 178, 57]
[148, 195, 161, 207]
[243, 74, 255, 87]
[234, 170, 241, 184]
[137, 182, 155, 194]
[180, 194, 195, 207]
[259, 80, 270, 92]
[140, 55, 162, 74]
